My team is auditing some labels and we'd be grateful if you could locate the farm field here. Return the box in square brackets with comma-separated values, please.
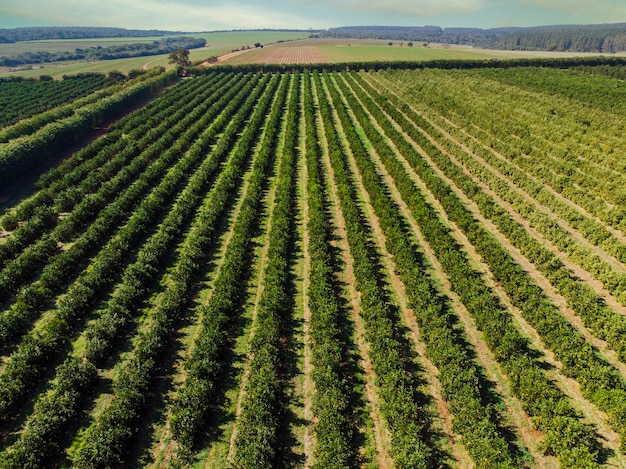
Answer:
[0, 31, 309, 79]
[219, 45, 327, 65]
[3, 32, 618, 80]
[0, 37, 180, 56]
[218, 37, 625, 65]
[1, 64, 626, 468]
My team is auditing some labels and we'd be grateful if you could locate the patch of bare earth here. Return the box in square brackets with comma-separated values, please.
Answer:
[204, 47, 257, 66]
[261, 46, 327, 64]
[297, 85, 316, 467]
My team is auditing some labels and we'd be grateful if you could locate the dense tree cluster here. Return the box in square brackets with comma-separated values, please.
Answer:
[0, 37, 206, 67]
[0, 26, 185, 43]
[320, 23, 626, 53]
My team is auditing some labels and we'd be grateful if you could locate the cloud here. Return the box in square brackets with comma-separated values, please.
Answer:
[1, 0, 625, 31]
[515, 0, 626, 23]
[0, 0, 320, 31]
[295, 0, 486, 17]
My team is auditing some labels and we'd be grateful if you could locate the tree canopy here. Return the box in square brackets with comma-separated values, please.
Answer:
[168, 48, 191, 68]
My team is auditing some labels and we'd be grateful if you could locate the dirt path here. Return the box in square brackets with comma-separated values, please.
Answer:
[355, 75, 626, 464]
[297, 80, 316, 467]
[142, 56, 165, 70]
[314, 79, 392, 468]
[202, 48, 255, 67]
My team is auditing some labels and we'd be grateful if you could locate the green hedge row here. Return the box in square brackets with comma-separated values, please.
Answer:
[71, 73, 282, 468]
[302, 70, 358, 467]
[315, 71, 439, 468]
[169, 73, 290, 458]
[232, 72, 298, 467]
[0, 72, 264, 469]
[0, 69, 177, 187]
[347, 71, 612, 464]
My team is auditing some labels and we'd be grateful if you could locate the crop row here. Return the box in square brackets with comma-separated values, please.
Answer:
[70, 72, 283, 468]
[0, 71, 272, 469]
[0, 72, 226, 233]
[232, 72, 299, 467]
[0, 73, 254, 352]
[364, 72, 626, 367]
[0, 69, 165, 144]
[382, 68, 626, 234]
[169, 72, 290, 461]
[324, 71, 532, 467]
[0, 69, 177, 187]
[350, 70, 624, 463]
[301, 70, 357, 467]
[1, 68, 622, 467]
[0, 73, 123, 129]
[0, 73, 231, 265]
[314, 71, 440, 467]
[0, 73, 238, 304]
[0, 73, 264, 423]
[388, 73, 626, 310]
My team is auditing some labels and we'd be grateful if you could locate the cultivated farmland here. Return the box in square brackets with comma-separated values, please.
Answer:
[221, 45, 327, 65]
[1, 65, 626, 468]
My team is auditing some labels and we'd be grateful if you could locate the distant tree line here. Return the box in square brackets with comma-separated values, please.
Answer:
[318, 23, 626, 53]
[0, 37, 206, 67]
[0, 27, 318, 44]
[0, 26, 186, 43]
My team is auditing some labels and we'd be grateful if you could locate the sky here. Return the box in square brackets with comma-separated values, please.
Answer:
[1, 0, 626, 31]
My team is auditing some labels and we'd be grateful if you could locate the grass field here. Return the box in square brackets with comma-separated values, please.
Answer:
[4, 31, 623, 80]
[218, 37, 625, 65]
[0, 37, 173, 55]
[0, 31, 310, 78]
